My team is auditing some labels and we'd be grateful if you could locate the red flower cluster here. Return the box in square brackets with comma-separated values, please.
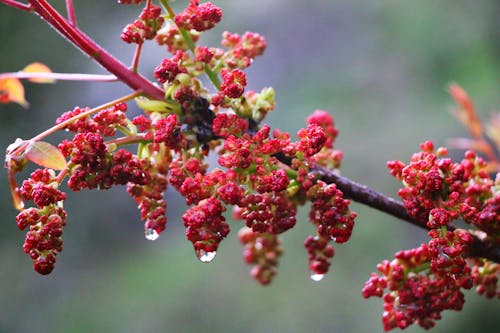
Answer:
[304, 181, 355, 277]
[239, 193, 296, 234]
[220, 69, 247, 98]
[308, 181, 356, 243]
[55, 103, 128, 137]
[239, 227, 282, 285]
[59, 132, 147, 191]
[121, 4, 164, 44]
[16, 169, 67, 275]
[127, 163, 168, 240]
[364, 142, 500, 330]
[221, 31, 267, 69]
[471, 259, 500, 299]
[174, 0, 222, 32]
[153, 114, 184, 149]
[182, 197, 230, 260]
[154, 51, 189, 84]
[212, 113, 249, 138]
[388, 141, 496, 232]
[363, 228, 474, 330]
[304, 235, 335, 279]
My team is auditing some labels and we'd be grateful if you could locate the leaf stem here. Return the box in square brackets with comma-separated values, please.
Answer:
[29, 91, 142, 144]
[131, 43, 143, 73]
[0, 72, 117, 82]
[0, 0, 32, 11]
[65, 0, 76, 26]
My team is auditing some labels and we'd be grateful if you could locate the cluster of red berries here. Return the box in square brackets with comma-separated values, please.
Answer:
[363, 141, 499, 330]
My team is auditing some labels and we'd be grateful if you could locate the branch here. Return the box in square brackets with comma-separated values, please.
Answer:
[65, 0, 76, 27]
[0, 72, 117, 82]
[0, 0, 32, 11]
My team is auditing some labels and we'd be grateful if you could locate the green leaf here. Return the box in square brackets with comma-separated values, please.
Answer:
[25, 141, 66, 170]
[135, 96, 181, 115]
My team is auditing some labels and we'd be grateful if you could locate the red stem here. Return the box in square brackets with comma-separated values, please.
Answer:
[0, 72, 117, 82]
[0, 0, 32, 11]
[65, 0, 76, 26]
[27, 0, 164, 100]
[131, 43, 143, 73]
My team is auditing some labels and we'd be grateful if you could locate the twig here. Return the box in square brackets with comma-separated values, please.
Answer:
[0, 72, 117, 82]
[65, 0, 77, 27]
[28, 0, 164, 100]
[0, 0, 32, 11]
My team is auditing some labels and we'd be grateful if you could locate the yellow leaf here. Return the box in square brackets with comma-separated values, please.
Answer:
[25, 141, 67, 170]
[0, 77, 28, 107]
[22, 62, 55, 83]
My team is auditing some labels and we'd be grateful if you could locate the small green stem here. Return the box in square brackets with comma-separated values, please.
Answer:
[410, 262, 431, 275]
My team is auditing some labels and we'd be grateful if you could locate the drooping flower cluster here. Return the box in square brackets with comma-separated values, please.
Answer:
[239, 227, 282, 285]
[364, 141, 500, 330]
[305, 181, 356, 277]
[16, 168, 67, 275]
[363, 228, 475, 330]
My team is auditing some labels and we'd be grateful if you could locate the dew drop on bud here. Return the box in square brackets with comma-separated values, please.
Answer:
[197, 249, 217, 263]
[310, 273, 324, 282]
[145, 228, 159, 241]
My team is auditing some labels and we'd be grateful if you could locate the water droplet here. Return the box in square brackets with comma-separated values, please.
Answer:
[198, 249, 216, 263]
[145, 228, 159, 241]
[310, 273, 324, 282]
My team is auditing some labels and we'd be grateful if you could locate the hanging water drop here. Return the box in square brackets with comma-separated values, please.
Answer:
[310, 273, 324, 282]
[145, 228, 159, 241]
[198, 249, 217, 263]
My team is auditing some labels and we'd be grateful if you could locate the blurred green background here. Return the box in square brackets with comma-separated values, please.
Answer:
[1, 1, 499, 332]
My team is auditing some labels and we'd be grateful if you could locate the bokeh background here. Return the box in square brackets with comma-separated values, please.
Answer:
[1, 1, 499, 332]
